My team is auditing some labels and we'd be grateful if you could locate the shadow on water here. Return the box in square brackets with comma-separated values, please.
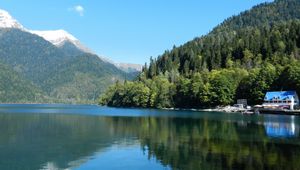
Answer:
[0, 104, 299, 170]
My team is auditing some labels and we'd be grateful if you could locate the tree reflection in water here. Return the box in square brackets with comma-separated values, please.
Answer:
[0, 113, 299, 170]
[108, 116, 300, 170]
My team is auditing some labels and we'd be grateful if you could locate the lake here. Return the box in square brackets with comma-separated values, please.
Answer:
[0, 104, 299, 170]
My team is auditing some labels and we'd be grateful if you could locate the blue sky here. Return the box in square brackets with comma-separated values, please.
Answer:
[0, 0, 272, 64]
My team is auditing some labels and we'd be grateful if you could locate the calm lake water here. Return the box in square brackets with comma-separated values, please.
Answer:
[0, 104, 299, 170]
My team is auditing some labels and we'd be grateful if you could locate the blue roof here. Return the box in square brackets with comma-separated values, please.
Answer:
[264, 91, 297, 101]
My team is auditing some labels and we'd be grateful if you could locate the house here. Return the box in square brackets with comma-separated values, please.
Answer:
[263, 91, 299, 110]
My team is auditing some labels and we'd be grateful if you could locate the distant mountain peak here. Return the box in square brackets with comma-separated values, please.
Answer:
[30, 29, 77, 45]
[0, 9, 24, 30]
[115, 63, 142, 73]
[0, 8, 93, 54]
[30, 29, 93, 54]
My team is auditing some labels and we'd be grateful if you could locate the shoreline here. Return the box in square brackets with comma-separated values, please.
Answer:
[161, 106, 232, 113]
[1, 103, 300, 116]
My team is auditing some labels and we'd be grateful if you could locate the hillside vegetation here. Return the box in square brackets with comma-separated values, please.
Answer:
[44, 54, 128, 103]
[0, 62, 45, 103]
[100, 0, 300, 108]
[0, 28, 132, 103]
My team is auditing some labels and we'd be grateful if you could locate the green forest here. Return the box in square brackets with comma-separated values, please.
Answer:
[0, 28, 135, 103]
[99, 0, 300, 108]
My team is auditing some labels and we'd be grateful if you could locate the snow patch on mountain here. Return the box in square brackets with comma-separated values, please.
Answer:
[30, 30, 77, 46]
[30, 30, 93, 54]
[0, 8, 92, 53]
[0, 9, 24, 29]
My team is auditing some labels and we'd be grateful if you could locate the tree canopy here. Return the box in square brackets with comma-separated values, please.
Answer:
[99, 0, 300, 108]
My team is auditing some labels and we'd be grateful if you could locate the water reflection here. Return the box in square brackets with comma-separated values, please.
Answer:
[264, 116, 299, 138]
[0, 109, 299, 170]
[107, 116, 300, 170]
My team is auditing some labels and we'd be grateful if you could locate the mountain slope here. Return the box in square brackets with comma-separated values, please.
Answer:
[0, 28, 130, 103]
[213, 0, 300, 32]
[58, 40, 87, 56]
[0, 62, 44, 103]
[100, 0, 300, 108]
[44, 54, 129, 103]
[0, 9, 133, 103]
[147, 0, 300, 72]
[0, 28, 70, 85]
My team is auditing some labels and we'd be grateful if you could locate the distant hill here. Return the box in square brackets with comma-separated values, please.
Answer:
[115, 63, 142, 73]
[43, 54, 128, 103]
[100, 0, 300, 108]
[0, 9, 134, 103]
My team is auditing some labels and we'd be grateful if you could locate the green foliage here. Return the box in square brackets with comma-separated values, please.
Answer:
[209, 70, 236, 106]
[100, 81, 150, 107]
[214, 0, 300, 32]
[237, 63, 278, 105]
[153, 76, 174, 108]
[100, 68, 248, 108]
[274, 62, 300, 96]
[148, 20, 300, 73]
[100, 0, 300, 108]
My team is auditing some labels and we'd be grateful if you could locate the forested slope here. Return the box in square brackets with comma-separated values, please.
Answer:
[100, 0, 300, 108]
[0, 28, 133, 103]
[0, 62, 45, 103]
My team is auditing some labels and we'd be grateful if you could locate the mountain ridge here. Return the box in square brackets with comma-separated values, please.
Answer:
[30, 29, 94, 54]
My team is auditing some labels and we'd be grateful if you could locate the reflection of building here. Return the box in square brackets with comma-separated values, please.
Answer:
[263, 91, 299, 110]
[264, 116, 299, 138]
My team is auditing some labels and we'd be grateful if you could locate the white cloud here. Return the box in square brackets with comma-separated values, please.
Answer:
[69, 5, 84, 16]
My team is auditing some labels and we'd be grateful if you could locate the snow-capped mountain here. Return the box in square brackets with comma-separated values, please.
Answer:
[0, 8, 140, 73]
[0, 8, 138, 103]
[0, 9, 24, 30]
[29, 30, 93, 54]
[30, 30, 78, 46]
[0, 9, 92, 54]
